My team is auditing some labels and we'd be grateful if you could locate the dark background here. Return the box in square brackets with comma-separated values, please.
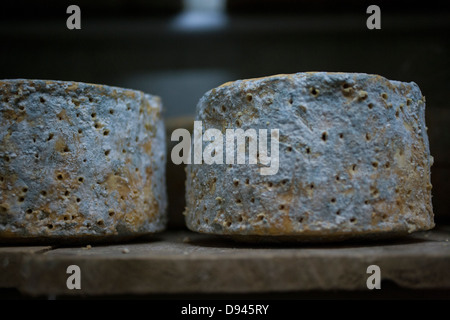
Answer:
[1, 0, 449, 225]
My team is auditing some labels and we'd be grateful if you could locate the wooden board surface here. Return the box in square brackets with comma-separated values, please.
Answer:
[0, 227, 449, 297]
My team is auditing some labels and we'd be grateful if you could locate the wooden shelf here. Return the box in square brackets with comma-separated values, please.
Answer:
[1, 227, 449, 297]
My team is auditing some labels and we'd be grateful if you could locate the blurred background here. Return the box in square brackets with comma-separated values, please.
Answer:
[1, 0, 449, 226]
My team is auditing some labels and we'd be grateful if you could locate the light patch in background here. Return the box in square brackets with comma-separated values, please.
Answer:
[171, 0, 228, 32]
[121, 69, 234, 118]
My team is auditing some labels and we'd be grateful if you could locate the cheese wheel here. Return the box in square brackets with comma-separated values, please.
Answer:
[0, 80, 167, 243]
[185, 72, 434, 241]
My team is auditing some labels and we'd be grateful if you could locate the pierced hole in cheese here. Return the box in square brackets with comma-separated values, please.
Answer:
[0, 176, 4, 182]
[57, 174, 64, 180]
[406, 98, 412, 106]
[78, 128, 82, 134]
[26, 209, 32, 214]
[298, 216, 304, 223]
[350, 217, 356, 223]
[279, 204, 286, 210]
[104, 150, 110, 156]
[120, 195, 125, 200]
[368, 103, 374, 109]
[40, 97, 46, 103]
[86, 223, 91, 228]
[97, 219, 105, 227]
[83, 159, 87, 162]
[339, 133, 344, 139]
[4, 155, 10, 162]
[382, 214, 388, 220]
[33, 137, 36, 143]
[211, 108, 216, 113]
[267, 182, 273, 188]
[76, 113, 80, 118]
[235, 119, 242, 127]
[204, 218, 209, 224]
[35, 153, 39, 159]
[306, 147, 311, 154]
[78, 177, 84, 183]
[18, 196, 25, 202]
[103, 129, 110, 136]
[309, 87, 319, 96]
[335, 176, 340, 181]
[89, 97, 94, 103]
[246, 93, 253, 102]
[250, 197, 255, 203]
[196, 219, 201, 225]
[372, 161, 378, 168]
[226, 221, 232, 227]
[257, 214, 265, 221]
[288, 97, 293, 104]
[238, 215, 243, 222]
[236, 198, 242, 204]
[135, 168, 139, 172]
[18, 105, 25, 111]
[47, 133, 54, 141]
[94, 122, 100, 129]
[64, 190, 70, 196]
[365, 133, 371, 141]
[395, 109, 400, 118]
[63, 146, 70, 153]
[76, 197, 81, 203]
[331, 198, 336, 203]
[203, 205, 207, 211]
[63, 215, 69, 221]
[310, 183, 314, 189]
[221, 105, 226, 112]
[41, 190, 47, 197]
[281, 179, 288, 185]
[47, 224, 54, 229]
[381, 93, 388, 100]
[233, 180, 239, 187]
[286, 146, 292, 152]
[385, 162, 390, 168]
[364, 200, 369, 205]
[321, 132, 328, 141]
[22, 187, 28, 193]
[109, 109, 114, 115]
[342, 83, 351, 89]
[245, 178, 249, 185]
[212, 177, 217, 183]
[352, 164, 357, 172]
[336, 210, 341, 215]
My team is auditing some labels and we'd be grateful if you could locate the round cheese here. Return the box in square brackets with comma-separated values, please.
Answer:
[185, 72, 434, 241]
[0, 80, 167, 243]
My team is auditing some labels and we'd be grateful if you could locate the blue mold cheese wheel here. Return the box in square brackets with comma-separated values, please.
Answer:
[185, 72, 434, 241]
[0, 80, 167, 243]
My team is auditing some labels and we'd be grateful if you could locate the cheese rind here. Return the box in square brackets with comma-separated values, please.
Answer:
[0, 79, 167, 242]
[185, 72, 434, 240]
